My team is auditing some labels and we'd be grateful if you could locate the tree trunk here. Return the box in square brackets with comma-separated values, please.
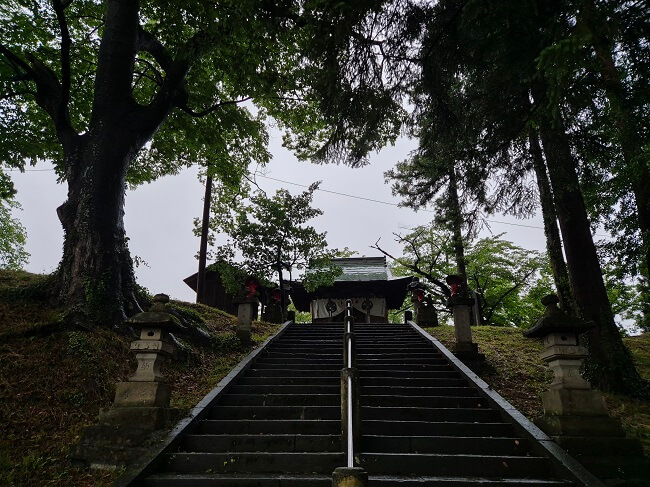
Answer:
[533, 88, 643, 394]
[278, 266, 286, 323]
[578, 0, 650, 328]
[528, 129, 575, 314]
[56, 134, 142, 326]
[447, 167, 469, 297]
[196, 175, 213, 304]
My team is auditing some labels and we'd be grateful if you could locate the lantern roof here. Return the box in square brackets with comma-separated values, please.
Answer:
[524, 294, 595, 338]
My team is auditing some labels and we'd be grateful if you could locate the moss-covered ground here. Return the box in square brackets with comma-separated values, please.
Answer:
[425, 325, 650, 456]
[0, 270, 279, 486]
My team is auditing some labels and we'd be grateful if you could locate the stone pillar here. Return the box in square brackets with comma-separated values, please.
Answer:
[234, 296, 258, 344]
[525, 294, 646, 483]
[447, 295, 482, 360]
[72, 294, 184, 469]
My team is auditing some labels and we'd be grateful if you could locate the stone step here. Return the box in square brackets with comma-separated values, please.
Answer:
[360, 377, 467, 387]
[362, 420, 513, 437]
[361, 406, 501, 422]
[264, 349, 343, 356]
[356, 358, 450, 365]
[358, 365, 454, 372]
[360, 453, 553, 478]
[229, 384, 340, 395]
[142, 473, 332, 487]
[362, 435, 529, 455]
[142, 474, 570, 486]
[246, 368, 341, 377]
[250, 363, 343, 370]
[368, 476, 572, 486]
[199, 419, 340, 435]
[209, 405, 340, 420]
[356, 352, 442, 359]
[256, 358, 343, 364]
[181, 434, 341, 452]
[359, 372, 461, 383]
[360, 386, 478, 397]
[236, 376, 340, 386]
[221, 393, 340, 407]
[161, 452, 343, 474]
[355, 346, 436, 352]
[361, 395, 484, 408]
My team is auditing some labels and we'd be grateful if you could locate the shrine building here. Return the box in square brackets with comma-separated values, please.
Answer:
[290, 257, 411, 323]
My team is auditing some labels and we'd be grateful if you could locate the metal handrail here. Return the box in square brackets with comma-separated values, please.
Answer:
[344, 300, 355, 467]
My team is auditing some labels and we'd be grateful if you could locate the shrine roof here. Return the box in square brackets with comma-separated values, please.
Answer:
[332, 257, 393, 281]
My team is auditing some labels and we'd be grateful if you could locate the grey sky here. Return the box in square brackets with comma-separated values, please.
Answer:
[11, 129, 547, 303]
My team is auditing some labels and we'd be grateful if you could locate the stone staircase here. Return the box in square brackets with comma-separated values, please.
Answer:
[353, 323, 574, 485]
[120, 321, 598, 486]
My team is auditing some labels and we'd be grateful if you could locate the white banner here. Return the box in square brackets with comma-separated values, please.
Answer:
[312, 298, 386, 319]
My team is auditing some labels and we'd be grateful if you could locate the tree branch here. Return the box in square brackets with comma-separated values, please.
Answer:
[177, 96, 253, 117]
[483, 268, 535, 325]
[136, 26, 173, 71]
[371, 237, 451, 298]
[0, 90, 36, 101]
[52, 0, 71, 122]
[0, 43, 36, 79]
[0, 43, 77, 143]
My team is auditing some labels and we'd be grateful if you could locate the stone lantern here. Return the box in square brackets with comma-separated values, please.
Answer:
[407, 277, 438, 327]
[233, 277, 260, 343]
[115, 293, 186, 413]
[525, 294, 644, 479]
[72, 293, 185, 468]
[445, 275, 481, 360]
[524, 294, 608, 421]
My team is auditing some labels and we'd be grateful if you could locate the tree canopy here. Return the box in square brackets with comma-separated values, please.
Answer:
[379, 223, 553, 328]
[0, 0, 344, 324]
[207, 181, 340, 294]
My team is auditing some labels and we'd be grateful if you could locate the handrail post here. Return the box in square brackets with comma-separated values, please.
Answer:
[332, 300, 368, 487]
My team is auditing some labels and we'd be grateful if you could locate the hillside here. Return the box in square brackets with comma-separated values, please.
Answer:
[426, 325, 650, 456]
[0, 270, 279, 487]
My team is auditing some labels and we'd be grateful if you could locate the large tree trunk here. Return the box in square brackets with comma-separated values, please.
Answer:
[533, 87, 643, 394]
[528, 129, 575, 314]
[447, 167, 469, 297]
[196, 175, 213, 304]
[56, 134, 142, 326]
[578, 0, 650, 328]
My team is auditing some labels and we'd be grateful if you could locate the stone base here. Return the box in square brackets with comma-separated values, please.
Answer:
[99, 406, 179, 431]
[71, 406, 180, 469]
[541, 388, 608, 416]
[332, 466, 369, 487]
[536, 414, 625, 437]
[236, 327, 252, 344]
[70, 424, 166, 469]
[114, 381, 171, 407]
[454, 342, 485, 362]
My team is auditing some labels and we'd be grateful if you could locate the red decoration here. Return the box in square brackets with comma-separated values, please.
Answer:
[449, 283, 460, 296]
[244, 277, 259, 297]
[413, 289, 424, 302]
[272, 289, 282, 302]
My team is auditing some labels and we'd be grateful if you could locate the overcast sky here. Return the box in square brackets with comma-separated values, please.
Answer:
[11, 130, 547, 303]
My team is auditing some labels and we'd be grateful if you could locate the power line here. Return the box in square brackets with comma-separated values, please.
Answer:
[9, 166, 608, 237]
[254, 173, 553, 232]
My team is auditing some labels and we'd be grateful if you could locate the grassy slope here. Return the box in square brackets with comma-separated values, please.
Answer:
[0, 270, 279, 487]
[425, 325, 650, 456]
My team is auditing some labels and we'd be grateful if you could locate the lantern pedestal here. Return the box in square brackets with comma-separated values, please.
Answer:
[447, 295, 483, 361]
[525, 295, 647, 484]
[235, 296, 258, 344]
